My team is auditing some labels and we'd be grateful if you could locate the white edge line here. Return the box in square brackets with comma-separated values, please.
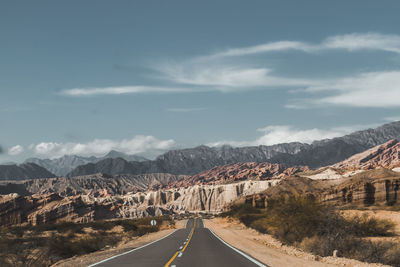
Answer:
[208, 228, 267, 267]
[87, 229, 178, 267]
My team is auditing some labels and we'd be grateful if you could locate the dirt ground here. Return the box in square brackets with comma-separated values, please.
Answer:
[52, 220, 186, 267]
[204, 217, 390, 267]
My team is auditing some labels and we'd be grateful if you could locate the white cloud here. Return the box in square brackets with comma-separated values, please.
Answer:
[167, 107, 207, 112]
[60, 86, 195, 96]
[31, 135, 176, 159]
[208, 125, 370, 147]
[155, 63, 315, 90]
[288, 71, 400, 108]
[206, 32, 400, 59]
[8, 145, 24, 156]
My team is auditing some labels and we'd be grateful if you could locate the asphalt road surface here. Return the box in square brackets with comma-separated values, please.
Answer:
[89, 218, 266, 267]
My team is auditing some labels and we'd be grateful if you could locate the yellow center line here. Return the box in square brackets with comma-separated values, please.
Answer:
[164, 218, 197, 267]
[164, 251, 179, 267]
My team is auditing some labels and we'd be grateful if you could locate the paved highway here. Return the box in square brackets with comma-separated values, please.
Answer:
[89, 218, 266, 267]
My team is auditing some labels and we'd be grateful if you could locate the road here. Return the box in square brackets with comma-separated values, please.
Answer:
[89, 218, 266, 267]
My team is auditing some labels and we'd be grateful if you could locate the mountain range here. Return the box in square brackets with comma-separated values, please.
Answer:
[66, 121, 400, 177]
[24, 150, 148, 176]
[2, 121, 400, 180]
[0, 163, 55, 180]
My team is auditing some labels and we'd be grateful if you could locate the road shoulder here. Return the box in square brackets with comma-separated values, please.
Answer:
[204, 217, 389, 267]
[52, 220, 186, 267]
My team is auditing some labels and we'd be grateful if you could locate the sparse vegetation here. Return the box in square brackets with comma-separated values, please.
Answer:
[0, 216, 174, 267]
[224, 197, 400, 266]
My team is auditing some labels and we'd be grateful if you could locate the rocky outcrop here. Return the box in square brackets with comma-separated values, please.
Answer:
[67, 121, 400, 177]
[0, 173, 186, 197]
[0, 179, 278, 226]
[0, 163, 55, 180]
[171, 162, 306, 187]
[332, 139, 400, 170]
[242, 169, 400, 209]
[322, 169, 400, 206]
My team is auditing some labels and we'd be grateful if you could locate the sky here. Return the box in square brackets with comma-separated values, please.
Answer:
[1, 0, 400, 163]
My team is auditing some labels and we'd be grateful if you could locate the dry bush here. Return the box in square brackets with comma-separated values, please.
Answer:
[225, 196, 398, 266]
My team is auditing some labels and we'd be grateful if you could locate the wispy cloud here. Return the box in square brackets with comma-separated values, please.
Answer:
[60, 32, 400, 109]
[208, 124, 375, 147]
[60, 86, 196, 96]
[288, 71, 400, 108]
[205, 32, 400, 59]
[167, 107, 207, 112]
[30, 135, 176, 159]
[156, 64, 315, 89]
[8, 145, 24, 156]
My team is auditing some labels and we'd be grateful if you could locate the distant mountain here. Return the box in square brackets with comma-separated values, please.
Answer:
[67, 121, 400, 177]
[0, 163, 55, 180]
[269, 121, 400, 167]
[25, 151, 148, 176]
[66, 142, 308, 177]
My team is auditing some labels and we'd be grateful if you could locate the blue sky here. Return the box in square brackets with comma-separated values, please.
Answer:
[1, 0, 400, 162]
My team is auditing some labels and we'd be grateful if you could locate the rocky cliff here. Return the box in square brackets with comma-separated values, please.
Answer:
[0, 179, 278, 226]
[242, 169, 400, 208]
[0, 173, 186, 197]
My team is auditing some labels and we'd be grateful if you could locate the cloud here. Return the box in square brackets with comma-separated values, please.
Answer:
[60, 86, 196, 96]
[167, 107, 207, 112]
[30, 135, 176, 159]
[157, 64, 315, 89]
[288, 71, 400, 108]
[208, 125, 371, 147]
[206, 32, 400, 59]
[8, 145, 24, 156]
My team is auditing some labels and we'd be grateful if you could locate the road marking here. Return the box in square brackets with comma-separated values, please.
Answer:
[164, 251, 179, 267]
[164, 218, 196, 266]
[208, 229, 267, 267]
[179, 246, 183, 249]
[87, 229, 178, 267]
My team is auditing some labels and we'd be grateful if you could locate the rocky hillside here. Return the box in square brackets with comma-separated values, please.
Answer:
[25, 150, 148, 176]
[0, 173, 186, 197]
[332, 139, 400, 170]
[242, 168, 400, 209]
[0, 163, 55, 180]
[67, 121, 400, 177]
[0, 179, 278, 226]
[171, 162, 307, 187]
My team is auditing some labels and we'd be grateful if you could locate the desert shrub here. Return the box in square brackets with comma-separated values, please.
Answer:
[348, 214, 395, 236]
[48, 232, 122, 258]
[119, 220, 138, 232]
[224, 196, 398, 266]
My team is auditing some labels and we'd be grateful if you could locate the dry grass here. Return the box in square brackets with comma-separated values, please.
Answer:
[0, 216, 174, 267]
